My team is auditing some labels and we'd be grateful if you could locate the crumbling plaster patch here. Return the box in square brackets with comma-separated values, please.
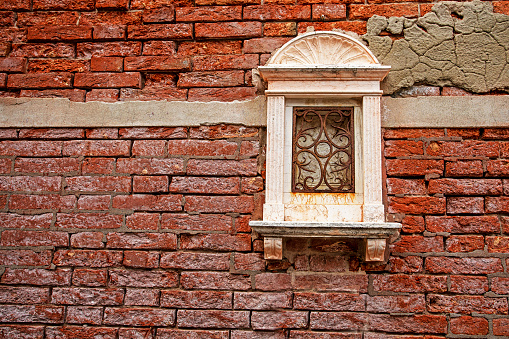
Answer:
[363, 0, 509, 94]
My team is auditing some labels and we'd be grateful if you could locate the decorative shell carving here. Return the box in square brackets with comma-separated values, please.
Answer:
[268, 31, 379, 66]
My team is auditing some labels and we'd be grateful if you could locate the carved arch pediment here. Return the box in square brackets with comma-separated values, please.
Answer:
[267, 31, 379, 66]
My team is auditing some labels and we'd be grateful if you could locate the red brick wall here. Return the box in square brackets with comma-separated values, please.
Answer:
[0, 126, 508, 337]
[1, 0, 509, 102]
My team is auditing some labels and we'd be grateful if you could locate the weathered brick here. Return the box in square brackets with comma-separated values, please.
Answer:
[429, 178, 502, 195]
[194, 54, 259, 70]
[120, 126, 186, 138]
[373, 275, 447, 293]
[70, 232, 104, 248]
[66, 306, 102, 325]
[142, 40, 177, 56]
[426, 215, 500, 233]
[0, 57, 27, 72]
[0, 0, 30, 9]
[120, 87, 188, 101]
[181, 233, 251, 251]
[85, 128, 118, 139]
[366, 295, 425, 313]
[384, 140, 423, 157]
[8, 72, 72, 89]
[385, 159, 443, 176]
[132, 140, 165, 156]
[157, 329, 229, 339]
[0, 158, 11, 174]
[234, 292, 291, 311]
[177, 6, 242, 21]
[128, 24, 192, 39]
[124, 56, 190, 71]
[486, 159, 509, 176]
[486, 236, 509, 253]
[241, 177, 264, 194]
[0, 140, 62, 156]
[486, 196, 509, 213]
[0, 286, 49, 304]
[93, 25, 126, 39]
[350, 4, 419, 19]
[133, 175, 168, 193]
[80, 11, 142, 26]
[0, 42, 10, 57]
[446, 235, 484, 252]
[178, 40, 242, 56]
[90, 56, 123, 72]
[45, 327, 117, 339]
[0, 213, 53, 229]
[1, 268, 71, 286]
[386, 178, 426, 195]
[124, 289, 160, 306]
[178, 71, 244, 87]
[109, 269, 178, 287]
[27, 59, 88, 73]
[178, 310, 250, 329]
[56, 213, 122, 229]
[77, 41, 142, 58]
[384, 128, 444, 139]
[143, 7, 175, 23]
[491, 277, 509, 294]
[170, 176, 239, 194]
[106, 232, 177, 249]
[76, 156, 115, 173]
[126, 213, 159, 230]
[294, 292, 364, 311]
[392, 236, 443, 253]
[72, 268, 108, 286]
[160, 252, 230, 270]
[188, 87, 257, 102]
[74, 72, 141, 88]
[388, 196, 445, 214]
[185, 196, 254, 213]
[63, 140, 130, 156]
[264, 22, 297, 36]
[1, 230, 68, 247]
[494, 318, 509, 336]
[254, 273, 292, 291]
[95, 0, 128, 9]
[446, 160, 484, 177]
[400, 215, 424, 233]
[0, 305, 64, 324]
[425, 257, 503, 274]
[251, 311, 308, 330]
[65, 176, 131, 192]
[32, 0, 95, 10]
[181, 271, 251, 290]
[0, 11, 14, 27]
[289, 332, 358, 339]
[293, 274, 367, 292]
[312, 4, 347, 19]
[428, 294, 508, 314]
[27, 26, 92, 41]
[309, 312, 367, 331]
[112, 194, 182, 211]
[161, 213, 232, 232]
[427, 140, 499, 158]
[0, 249, 52, 266]
[234, 252, 265, 271]
[51, 287, 124, 305]
[53, 249, 123, 267]
[117, 158, 184, 175]
[20, 89, 86, 102]
[389, 256, 423, 273]
[104, 307, 175, 326]
[447, 196, 484, 214]
[450, 275, 488, 294]
[161, 290, 232, 309]
[196, 22, 261, 39]
[123, 250, 159, 268]
[450, 316, 489, 335]
[187, 159, 257, 176]
[77, 195, 110, 210]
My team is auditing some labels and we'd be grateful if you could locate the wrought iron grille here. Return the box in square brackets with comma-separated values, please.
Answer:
[292, 106, 354, 193]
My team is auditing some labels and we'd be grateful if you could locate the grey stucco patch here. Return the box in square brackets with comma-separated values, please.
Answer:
[363, 1, 509, 94]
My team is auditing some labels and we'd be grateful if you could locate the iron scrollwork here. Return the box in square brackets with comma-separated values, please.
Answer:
[292, 106, 354, 193]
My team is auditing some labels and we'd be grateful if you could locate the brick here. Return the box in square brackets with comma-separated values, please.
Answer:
[19, 128, 84, 139]
[446, 235, 484, 252]
[77, 195, 110, 210]
[373, 275, 447, 293]
[0, 12, 14, 26]
[160, 252, 230, 270]
[0, 129, 16, 138]
[371, 314, 447, 334]
[386, 178, 425, 195]
[19, 89, 86, 102]
[126, 212, 158, 230]
[74, 72, 141, 88]
[96, 0, 128, 9]
[0, 57, 26, 72]
[9, 193, 74, 211]
[308, 255, 349, 272]
[240, 141, 260, 157]
[447, 196, 484, 214]
[312, 4, 347, 19]
[46, 327, 117, 339]
[1, 230, 68, 247]
[486, 236, 509, 253]
[0, 141, 60, 157]
[161, 290, 232, 309]
[178, 310, 249, 329]
[66, 306, 102, 325]
[18, 12, 79, 27]
[109, 269, 178, 287]
[104, 307, 175, 326]
[234, 292, 291, 311]
[425, 257, 503, 274]
[123, 250, 159, 268]
[185, 196, 254, 213]
[157, 329, 229, 339]
[289, 332, 358, 339]
[66, 176, 131, 192]
[27, 26, 91, 41]
[428, 294, 508, 314]
[294, 292, 364, 311]
[63, 140, 130, 156]
[385, 159, 443, 176]
[195, 21, 261, 39]
[0, 27, 26, 44]
[177, 6, 242, 21]
[309, 312, 367, 331]
[0, 0, 30, 9]
[442, 86, 472, 96]
[128, 24, 192, 39]
[85, 128, 118, 139]
[90, 57, 123, 72]
[178, 40, 242, 56]
[171, 139, 239, 156]
[0, 73, 6, 88]
[350, 4, 418, 19]
[132, 175, 168, 193]
[384, 128, 444, 139]
[494, 318, 509, 336]
[429, 178, 502, 195]
[264, 22, 297, 36]
[72, 268, 108, 286]
[486, 196, 509, 213]
[80, 12, 142, 26]
[142, 40, 177, 55]
[241, 177, 264, 194]
[181, 233, 251, 251]
[400, 215, 424, 233]
[194, 54, 258, 70]
[77, 41, 142, 57]
[161, 213, 232, 232]
[106, 232, 176, 250]
[253, 273, 292, 291]
[178, 70, 244, 87]
[8, 72, 72, 89]
[117, 158, 184, 175]
[245, 5, 310, 20]
[244, 37, 289, 54]
[0, 286, 49, 304]
[124, 56, 190, 71]
[0, 305, 64, 324]
[143, 7, 175, 23]
[388, 196, 445, 214]
[0, 249, 51, 266]
[0, 158, 10, 173]
[450, 316, 488, 335]
[132, 140, 165, 156]
[251, 311, 307, 330]
[293, 274, 367, 292]
[70, 232, 104, 248]
[446, 160, 483, 177]
[450, 275, 488, 294]
[56, 213, 122, 229]
[92, 25, 126, 39]
[0, 213, 53, 229]
[367, 295, 425, 313]
[447, 128, 480, 138]
[427, 215, 499, 233]
[181, 271, 251, 290]
[392, 236, 443, 253]
[486, 159, 509, 176]
[124, 289, 159, 306]
[170, 176, 239, 194]
[384, 140, 423, 157]
[187, 159, 257, 176]
[112, 194, 182, 211]
[491, 277, 509, 294]
[33, 0, 94, 10]
[388, 257, 422, 275]
[1, 268, 71, 286]
[51, 287, 123, 305]
[427, 140, 499, 157]
[120, 126, 187, 138]
[188, 87, 257, 102]
[0, 42, 10, 57]
[234, 252, 265, 271]
[53, 249, 123, 267]
[120, 87, 188, 101]
[395, 86, 440, 98]
[483, 128, 509, 139]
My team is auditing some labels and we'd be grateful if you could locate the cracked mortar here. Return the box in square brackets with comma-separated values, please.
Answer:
[362, 0, 509, 94]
